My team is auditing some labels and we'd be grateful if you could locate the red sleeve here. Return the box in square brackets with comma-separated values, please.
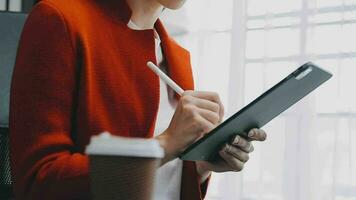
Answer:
[9, 2, 90, 199]
[181, 161, 211, 200]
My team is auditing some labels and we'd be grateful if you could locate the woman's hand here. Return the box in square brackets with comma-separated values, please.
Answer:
[156, 90, 224, 165]
[196, 128, 267, 183]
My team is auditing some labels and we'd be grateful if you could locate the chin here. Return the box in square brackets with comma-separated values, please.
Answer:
[158, 0, 187, 10]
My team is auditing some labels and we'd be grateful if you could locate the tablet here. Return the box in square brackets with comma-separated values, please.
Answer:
[179, 62, 332, 161]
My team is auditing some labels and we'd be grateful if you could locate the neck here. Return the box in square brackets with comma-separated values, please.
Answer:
[126, 0, 163, 29]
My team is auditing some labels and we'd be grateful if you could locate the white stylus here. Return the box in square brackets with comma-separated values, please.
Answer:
[146, 61, 185, 96]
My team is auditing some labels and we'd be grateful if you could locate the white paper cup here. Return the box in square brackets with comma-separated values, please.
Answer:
[86, 132, 164, 200]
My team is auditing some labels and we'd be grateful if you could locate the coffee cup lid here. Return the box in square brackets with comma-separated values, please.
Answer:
[85, 132, 164, 158]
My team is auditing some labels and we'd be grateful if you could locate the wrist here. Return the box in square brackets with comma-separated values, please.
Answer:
[155, 131, 177, 165]
[196, 161, 212, 183]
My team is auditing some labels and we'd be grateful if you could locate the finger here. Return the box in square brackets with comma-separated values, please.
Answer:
[197, 108, 220, 125]
[189, 91, 220, 102]
[219, 147, 244, 172]
[197, 159, 228, 173]
[181, 93, 221, 122]
[224, 144, 249, 162]
[190, 91, 225, 121]
[248, 128, 267, 141]
[194, 114, 216, 136]
[192, 97, 220, 114]
[231, 135, 254, 153]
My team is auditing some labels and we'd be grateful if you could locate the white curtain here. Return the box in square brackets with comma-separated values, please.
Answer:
[162, 0, 356, 199]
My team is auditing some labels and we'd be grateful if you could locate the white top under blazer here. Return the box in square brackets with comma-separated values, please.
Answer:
[127, 20, 183, 200]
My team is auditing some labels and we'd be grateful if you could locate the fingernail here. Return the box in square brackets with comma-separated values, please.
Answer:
[248, 130, 255, 138]
[233, 136, 240, 145]
[224, 144, 230, 152]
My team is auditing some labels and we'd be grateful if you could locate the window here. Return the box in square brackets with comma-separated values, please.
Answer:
[0, 0, 21, 12]
[242, 1, 356, 199]
[163, 0, 356, 199]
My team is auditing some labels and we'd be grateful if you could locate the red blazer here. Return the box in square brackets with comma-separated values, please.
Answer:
[10, 0, 208, 199]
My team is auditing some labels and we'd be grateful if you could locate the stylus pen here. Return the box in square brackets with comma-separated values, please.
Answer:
[146, 61, 185, 95]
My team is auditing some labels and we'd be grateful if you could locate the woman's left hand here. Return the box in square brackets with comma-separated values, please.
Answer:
[196, 128, 267, 183]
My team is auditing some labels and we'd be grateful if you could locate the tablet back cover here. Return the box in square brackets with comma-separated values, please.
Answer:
[180, 62, 332, 161]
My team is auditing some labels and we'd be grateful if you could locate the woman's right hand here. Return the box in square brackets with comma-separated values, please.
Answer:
[156, 90, 224, 165]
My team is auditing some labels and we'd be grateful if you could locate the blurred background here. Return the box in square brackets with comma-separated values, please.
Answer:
[160, 0, 356, 200]
[1, 0, 356, 199]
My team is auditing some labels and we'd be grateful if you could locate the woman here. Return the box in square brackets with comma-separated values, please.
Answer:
[9, 0, 267, 199]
